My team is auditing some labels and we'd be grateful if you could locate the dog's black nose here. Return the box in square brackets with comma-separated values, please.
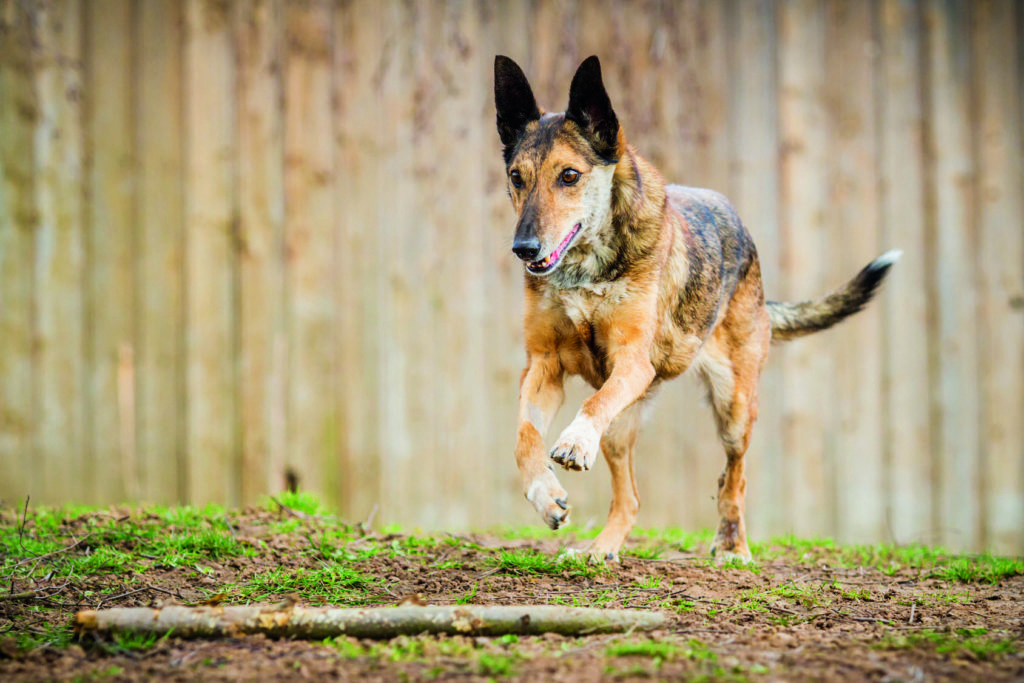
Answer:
[512, 237, 541, 261]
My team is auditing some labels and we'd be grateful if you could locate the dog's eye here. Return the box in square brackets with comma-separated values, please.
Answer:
[509, 170, 524, 189]
[560, 168, 581, 185]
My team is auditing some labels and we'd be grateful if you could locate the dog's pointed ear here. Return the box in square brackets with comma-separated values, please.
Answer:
[566, 56, 620, 160]
[495, 56, 540, 154]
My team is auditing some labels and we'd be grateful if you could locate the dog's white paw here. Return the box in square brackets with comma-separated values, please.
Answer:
[550, 418, 600, 471]
[560, 545, 619, 564]
[526, 467, 571, 530]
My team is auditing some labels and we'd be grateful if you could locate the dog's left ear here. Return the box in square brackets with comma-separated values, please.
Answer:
[566, 56, 620, 161]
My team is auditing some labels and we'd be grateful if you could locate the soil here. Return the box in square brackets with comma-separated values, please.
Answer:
[1, 507, 1022, 682]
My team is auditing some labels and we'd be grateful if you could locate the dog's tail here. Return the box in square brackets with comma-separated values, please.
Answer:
[767, 250, 901, 342]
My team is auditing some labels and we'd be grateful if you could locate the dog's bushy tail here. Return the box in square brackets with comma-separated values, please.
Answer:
[767, 250, 901, 342]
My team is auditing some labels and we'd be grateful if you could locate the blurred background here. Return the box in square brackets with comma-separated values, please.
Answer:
[0, 0, 1021, 554]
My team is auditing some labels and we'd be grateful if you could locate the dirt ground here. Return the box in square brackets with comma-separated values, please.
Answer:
[1, 505, 1022, 681]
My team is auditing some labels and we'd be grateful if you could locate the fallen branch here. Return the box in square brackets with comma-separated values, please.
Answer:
[75, 604, 665, 640]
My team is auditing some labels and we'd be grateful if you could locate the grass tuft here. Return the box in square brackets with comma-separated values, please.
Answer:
[877, 628, 1017, 660]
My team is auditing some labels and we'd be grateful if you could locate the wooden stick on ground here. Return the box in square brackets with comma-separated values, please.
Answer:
[75, 604, 665, 640]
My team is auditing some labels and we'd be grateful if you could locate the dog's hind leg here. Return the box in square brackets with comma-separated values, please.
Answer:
[700, 292, 771, 563]
[586, 401, 644, 561]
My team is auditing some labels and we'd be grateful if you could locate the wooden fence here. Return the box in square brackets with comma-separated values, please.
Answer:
[1, 0, 1021, 553]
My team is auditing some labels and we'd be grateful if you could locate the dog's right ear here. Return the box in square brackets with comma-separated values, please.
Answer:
[494, 56, 540, 156]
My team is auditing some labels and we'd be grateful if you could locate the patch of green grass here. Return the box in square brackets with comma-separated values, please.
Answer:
[634, 575, 663, 590]
[456, 581, 478, 605]
[716, 557, 761, 574]
[606, 638, 717, 665]
[633, 527, 714, 553]
[111, 629, 172, 651]
[70, 666, 125, 682]
[238, 563, 379, 605]
[14, 621, 74, 651]
[930, 555, 1024, 584]
[478, 652, 517, 677]
[877, 628, 1017, 660]
[386, 636, 428, 661]
[751, 536, 955, 573]
[269, 491, 328, 516]
[749, 536, 1023, 585]
[324, 636, 366, 658]
[621, 544, 666, 560]
[76, 546, 138, 574]
[930, 590, 971, 604]
[488, 548, 602, 578]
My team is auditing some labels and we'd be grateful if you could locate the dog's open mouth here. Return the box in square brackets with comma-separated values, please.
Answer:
[526, 224, 581, 274]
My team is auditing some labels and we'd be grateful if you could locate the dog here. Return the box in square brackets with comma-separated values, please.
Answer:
[493, 55, 899, 563]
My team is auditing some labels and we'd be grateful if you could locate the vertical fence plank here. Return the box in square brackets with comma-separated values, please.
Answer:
[184, 0, 238, 506]
[283, 0, 337, 506]
[334, 0, 383, 522]
[33, 0, 85, 505]
[485, 0, 535, 527]
[237, 0, 285, 504]
[778, 0, 833, 538]
[925, 0, 980, 551]
[0, 2, 38, 505]
[431, 1, 489, 527]
[879, 0, 933, 545]
[367, 1, 412, 527]
[84, 0, 135, 504]
[137, 0, 185, 504]
[729, 0, 783, 541]
[826, 0, 885, 543]
[974, 0, 1024, 554]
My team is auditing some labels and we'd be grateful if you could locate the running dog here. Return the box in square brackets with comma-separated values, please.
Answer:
[494, 55, 898, 562]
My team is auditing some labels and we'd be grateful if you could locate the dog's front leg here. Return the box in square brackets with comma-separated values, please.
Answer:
[551, 343, 655, 472]
[516, 354, 570, 528]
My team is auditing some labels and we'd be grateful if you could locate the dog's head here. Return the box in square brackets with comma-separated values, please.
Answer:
[494, 55, 624, 278]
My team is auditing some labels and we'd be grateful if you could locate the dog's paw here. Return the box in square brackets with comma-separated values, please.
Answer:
[525, 468, 571, 530]
[710, 520, 752, 564]
[560, 546, 618, 564]
[710, 535, 752, 564]
[586, 536, 624, 563]
[550, 418, 600, 471]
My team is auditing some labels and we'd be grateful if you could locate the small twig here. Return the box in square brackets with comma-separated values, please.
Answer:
[16, 532, 92, 569]
[0, 590, 46, 602]
[363, 504, 379, 531]
[269, 497, 314, 520]
[473, 567, 502, 580]
[831, 607, 892, 624]
[18, 495, 30, 541]
[767, 603, 800, 617]
[146, 584, 186, 602]
[96, 586, 151, 611]
[0, 580, 70, 603]
[908, 603, 916, 625]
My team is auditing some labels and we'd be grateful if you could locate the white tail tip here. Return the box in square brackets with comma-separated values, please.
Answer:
[873, 249, 903, 268]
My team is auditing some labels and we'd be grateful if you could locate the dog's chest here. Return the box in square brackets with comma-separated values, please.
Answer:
[555, 283, 619, 329]
[549, 284, 625, 382]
